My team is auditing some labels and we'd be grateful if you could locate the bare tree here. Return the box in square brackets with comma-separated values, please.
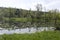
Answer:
[35, 4, 43, 31]
[36, 4, 42, 11]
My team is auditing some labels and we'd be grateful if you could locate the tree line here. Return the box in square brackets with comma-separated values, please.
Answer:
[0, 4, 60, 30]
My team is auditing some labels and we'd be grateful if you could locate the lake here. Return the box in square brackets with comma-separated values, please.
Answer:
[0, 27, 55, 35]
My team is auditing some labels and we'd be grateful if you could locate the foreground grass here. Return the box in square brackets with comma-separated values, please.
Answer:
[0, 31, 60, 40]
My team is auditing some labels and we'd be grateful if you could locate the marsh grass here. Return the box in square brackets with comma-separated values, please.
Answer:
[0, 31, 60, 40]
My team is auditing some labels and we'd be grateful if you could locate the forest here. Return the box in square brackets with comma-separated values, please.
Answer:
[0, 6, 60, 30]
[0, 4, 60, 40]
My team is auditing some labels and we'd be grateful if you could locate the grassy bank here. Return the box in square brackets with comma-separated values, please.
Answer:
[0, 31, 60, 40]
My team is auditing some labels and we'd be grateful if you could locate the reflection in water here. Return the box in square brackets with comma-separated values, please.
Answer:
[0, 27, 55, 35]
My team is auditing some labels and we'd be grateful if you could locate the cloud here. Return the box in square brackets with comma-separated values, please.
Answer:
[45, 0, 60, 10]
[0, 0, 60, 11]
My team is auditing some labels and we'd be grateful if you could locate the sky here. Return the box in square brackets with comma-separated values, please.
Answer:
[0, 0, 60, 11]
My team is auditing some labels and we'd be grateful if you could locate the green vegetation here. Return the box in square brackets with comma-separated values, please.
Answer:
[0, 4, 60, 30]
[0, 4, 60, 40]
[10, 18, 32, 22]
[0, 31, 60, 40]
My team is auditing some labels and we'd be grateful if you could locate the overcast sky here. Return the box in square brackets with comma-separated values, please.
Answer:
[0, 0, 60, 11]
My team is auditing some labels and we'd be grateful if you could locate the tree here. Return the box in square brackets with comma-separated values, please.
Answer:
[35, 4, 43, 31]
[36, 4, 42, 11]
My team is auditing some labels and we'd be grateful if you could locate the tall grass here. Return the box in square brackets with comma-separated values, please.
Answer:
[0, 31, 60, 40]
